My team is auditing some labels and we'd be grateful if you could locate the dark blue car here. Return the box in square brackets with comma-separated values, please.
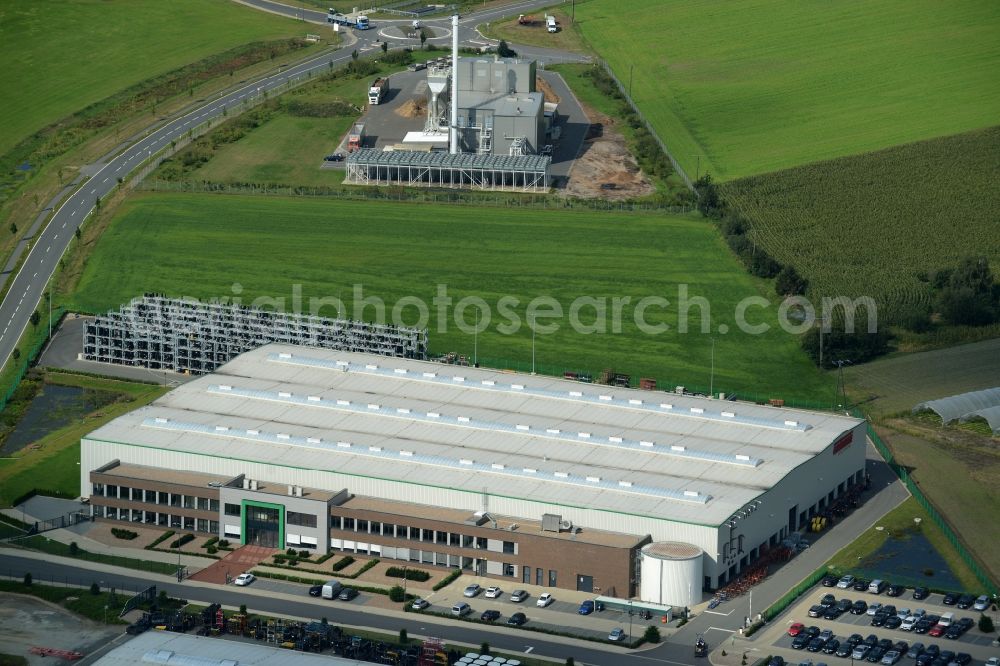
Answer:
[579, 600, 595, 615]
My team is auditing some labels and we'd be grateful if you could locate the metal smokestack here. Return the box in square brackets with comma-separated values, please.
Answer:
[450, 13, 459, 154]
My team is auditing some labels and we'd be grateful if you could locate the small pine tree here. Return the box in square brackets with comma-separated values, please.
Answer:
[979, 613, 995, 633]
[239, 604, 247, 615]
[480, 641, 490, 655]
[381, 41, 388, 53]
[23, 573, 32, 586]
[388, 585, 405, 602]
[8, 222, 16, 235]
[399, 627, 408, 644]
[69, 541, 79, 556]
[565, 659, 575, 666]
[643, 625, 661, 643]
[30, 310, 40, 327]
[90, 582, 100, 595]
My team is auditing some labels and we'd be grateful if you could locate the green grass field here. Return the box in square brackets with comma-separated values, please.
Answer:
[0, 0, 305, 156]
[67, 193, 835, 402]
[720, 127, 1000, 322]
[574, 0, 1000, 181]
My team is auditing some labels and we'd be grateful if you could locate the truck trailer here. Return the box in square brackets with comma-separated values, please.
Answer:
[368, 76, 389, 105]
[348, 123, 366, 152]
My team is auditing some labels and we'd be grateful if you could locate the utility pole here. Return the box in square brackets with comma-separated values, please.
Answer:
[474, 310, 478, 367]
[629, 64, 634, 99]
[530, 314, 536, 374]
[709, 337, 715, 398]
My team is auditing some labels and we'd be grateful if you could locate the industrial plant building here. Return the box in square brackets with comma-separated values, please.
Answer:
[346, 19, 552, 191]
[81, 344, 866, 607]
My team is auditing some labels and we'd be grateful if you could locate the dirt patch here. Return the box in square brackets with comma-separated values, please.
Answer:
[535, 76, 560, 104]
[564, 109, 654, 200]
[394, 98, 426, 119]
[0, 592, 120, 664]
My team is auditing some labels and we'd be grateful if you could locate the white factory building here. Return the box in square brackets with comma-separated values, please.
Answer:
[81, 344, 866, 607]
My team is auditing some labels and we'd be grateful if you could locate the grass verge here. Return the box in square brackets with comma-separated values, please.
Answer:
[11, 536, 179, 577]
[0, 579, 128, 624]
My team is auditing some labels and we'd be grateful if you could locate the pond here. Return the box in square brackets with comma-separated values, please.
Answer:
[0, 384, 119, 456]
[853, 528, 963, 590]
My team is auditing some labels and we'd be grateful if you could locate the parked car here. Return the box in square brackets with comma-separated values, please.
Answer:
[578, 600, 595, 615]
[536, 593, 554, 607]
[411, 598, 429, 610]
[901, 616, 919, 631]
[896, 608, 912, 619]
[855, 579, 872, 592]
[822, 575, 839, 587]
[825, 607, 844, 620]
[234, 572, 255, 586]
[823, 640, 841, 655]
[906, 642, 925, 659]
[793, 635, 812, 650]
[864, 634, 880, 647]
[810, 604, 828, 618]
[923, 645, 940, 659]
[769, 658, 786, 666]
[323, 153, 344, 162]
[808, 638, 827, 652]
[806, 626, 821, 638]
[985, 658, 999, 666]
[838, 575, 857, 589]
[882, 650, 903, 665]
[928, 625, 946, 638]
[308, 585, 323, 597]
[481, 609, 501, 622]
[872, 614, 889, 627]
[836, 642, 854, 657]
[789, 623, 807, 636]
[452, 602, 471, 616]
[868, 603, 884, 616]
[885, 616, 903, 630]
[609, 627, 627, 642]
[852, 646, 872, 661]
[973, 595, 990, 611]
[915, 654, 935, 666]
[868, 647, 888, 663]
[888, 584, 905, 597]
[820, 629, 835, 642]
[950, 654, 970, 665]
[510, 589, 528, 602]
[821, 594, 838, 607]
[463, 584, 482, 597]
[484, 586, 502, 599]
[913, 587, 930, 600]
[853, 600, 870, 614]
[507, 612, 527, 626]
[942, 592, 960, 606]
[869, 580, 889, 595]
[837, 599, 853, 613]
[955, 595, 975, 610]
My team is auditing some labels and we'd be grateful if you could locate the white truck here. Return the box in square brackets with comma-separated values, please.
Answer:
[321, 580, 343, 599]
[546, 15, 558, 33]
[368, 76, 389, 105]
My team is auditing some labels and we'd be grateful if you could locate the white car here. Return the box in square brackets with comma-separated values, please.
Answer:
[411, 598, 430, 610]
[973, 595, 990, 611]
[608, 627, 626, 642]
[510, 589, 528, 602]
[463, 584, 482, 598]
[900, 616, 918, 631]
[537, 592, 554, 607]
[836, 575, 856, 589]
[484, 586, 502, 599]
[984, 658, 998, 666]
[233, 572, 255, 586]
[867, 602, 883, 616]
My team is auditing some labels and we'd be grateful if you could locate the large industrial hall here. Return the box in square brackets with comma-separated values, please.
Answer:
[80, 344, 865, 607]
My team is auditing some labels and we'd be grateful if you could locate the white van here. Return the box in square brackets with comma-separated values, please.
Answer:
[546, 15, 557, 33]
[938, 612, 955, 627]
[868, 579, 887, 594]
[321, 580, 343, 599]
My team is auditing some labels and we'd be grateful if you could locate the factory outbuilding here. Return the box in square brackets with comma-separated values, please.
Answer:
[452, 57, 545, 156]
[81, 344, 866, 607]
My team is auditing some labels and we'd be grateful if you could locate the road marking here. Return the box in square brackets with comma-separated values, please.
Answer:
[90, 188, 96, 194]
[46, 246, 50, 253]
[705, 609, 734, 616]
[707, 626, 736, 633]
[62, 223, 66, 228]
[71, 210, 76, 216]
[54, 235, 58, 240]
[524, 647, 534, 653]
[103, 177, 110, 183]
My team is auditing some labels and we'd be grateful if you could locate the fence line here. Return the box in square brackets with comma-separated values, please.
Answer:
[863, 421, 998, 595]
[595, 59, 695, 193]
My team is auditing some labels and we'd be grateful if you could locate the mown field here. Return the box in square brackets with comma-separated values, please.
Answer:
[66, 193, 835, 403]
[0, 0, 305, 156]
[720, 126, 1000, 323]
[574, 0, 1000, 181]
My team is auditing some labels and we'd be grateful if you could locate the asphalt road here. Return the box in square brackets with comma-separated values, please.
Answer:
[0, 551, 625, 666]
[0, 0, 587, 371]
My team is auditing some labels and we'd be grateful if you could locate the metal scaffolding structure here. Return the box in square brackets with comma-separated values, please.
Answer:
[84, 295, 428, 374]
[346, 149, 549, 192]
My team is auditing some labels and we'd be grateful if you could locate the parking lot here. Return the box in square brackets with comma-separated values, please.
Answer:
[758, 581, 999, 666]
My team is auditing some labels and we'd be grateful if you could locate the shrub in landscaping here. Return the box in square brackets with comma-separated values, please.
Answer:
[69, 541, 79, 556]
[298, 550, 310, 558]
[399, 628, 407, 644]
[388, 585, 406, 602]
[90, 582, 100, 595]
[169, 533, 195, 548]
[111, 528, 139, 540]
[147, 530, 175, 549]
[644, 625, 661, 643]
[207, 546, 218, 555]
[23, 573, 32, 586]
[218, 539, 230, 548]
[273, 555, 287, 564]
[385, 566, 430, 582]
[432, 568, 461, 591]
[480, 642, 490, 655]
[331, 555, 355, 572]
[980, 614, 994, 633]
[202, 537, 218, 549]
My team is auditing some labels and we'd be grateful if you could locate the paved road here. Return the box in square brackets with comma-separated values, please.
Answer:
[0, 0, 587, 371]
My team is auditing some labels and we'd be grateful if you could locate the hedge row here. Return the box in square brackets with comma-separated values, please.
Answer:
[331, 556, 355, 572]
[432, 568, 462, 591]
[111, 528, 138, 540]
[146, 530, 175, 549]
[169, 533, 195, 549]
[385, 566, 430, 582]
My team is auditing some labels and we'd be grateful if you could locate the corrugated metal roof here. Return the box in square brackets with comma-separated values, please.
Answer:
[87, 344, 863, 525]
[93, 631, 355, 665]
[346, 149, 550, 171]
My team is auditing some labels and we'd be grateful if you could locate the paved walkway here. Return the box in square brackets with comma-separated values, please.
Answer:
[189, 545, 275, 584]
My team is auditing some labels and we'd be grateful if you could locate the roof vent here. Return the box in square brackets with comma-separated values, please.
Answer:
[218, 385, 232, 391]
[422, 372, 436, 378]
[394, 368, 407, 374]
[307, 437, 322, 444]
[516, 424, 530, 431]
[337, 399, 350, 406]
[586, 476, 601, 483]
[784, 420, 799, 427]
[400, 450, 414, 457]
[279, 352, 292, 359]
[427, 412, 440, 418]
[690, 407, 704, 414]
[337, 441, 351, 448]
[307, 395, 321, 402]
[460, 459, 474, 465]
[554, 471, 569, 478]
[639, 441, 654, 447]
[491, 463, 505, 470]
[367, 403, 380, 410]
[619, 480, 633, 488]
[278, 391, 291, 398]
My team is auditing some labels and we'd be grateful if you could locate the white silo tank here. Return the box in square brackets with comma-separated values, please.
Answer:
[639, 541, 703, 608]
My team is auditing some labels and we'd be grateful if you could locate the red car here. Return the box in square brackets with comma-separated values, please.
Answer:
[789, 623, 806, 636]
[927, 624, 946, 637]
